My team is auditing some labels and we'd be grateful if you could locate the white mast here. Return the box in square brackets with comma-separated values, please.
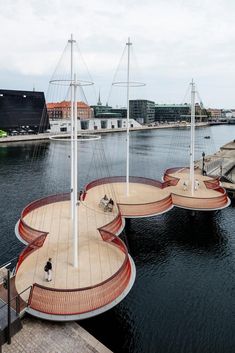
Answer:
[69, 34, 78, 268]
[73, 73, 78, 268]
[69, 34, 75, 220]
[190, 79, 196, 195]
[126, 37, 132, 196]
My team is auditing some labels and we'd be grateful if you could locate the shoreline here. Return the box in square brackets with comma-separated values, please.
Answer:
[0, 122, 209, 144]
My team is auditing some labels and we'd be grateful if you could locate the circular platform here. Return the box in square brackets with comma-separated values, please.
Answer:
[14, 172, 230, 320]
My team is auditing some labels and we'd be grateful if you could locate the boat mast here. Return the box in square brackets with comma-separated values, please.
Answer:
[73, 73, 78, 268]
[190, 79, 196, 195]
[126, 37, 132, 196]
[69, 34, 78, 268]
[69, 34, 75, 220]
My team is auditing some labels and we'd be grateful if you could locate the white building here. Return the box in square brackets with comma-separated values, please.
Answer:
[49, 118, 141, 133]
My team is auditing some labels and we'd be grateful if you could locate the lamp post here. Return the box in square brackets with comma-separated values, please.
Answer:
[202, 151, 206, 175]
[3, 268, 11, 345]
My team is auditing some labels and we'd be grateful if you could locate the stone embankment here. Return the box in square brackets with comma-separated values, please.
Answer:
[2, 316, 112, 353]
[0, 122, 209, 144]
[196, 140, 235, 198]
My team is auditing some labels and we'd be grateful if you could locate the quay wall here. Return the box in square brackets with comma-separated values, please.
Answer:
[0, 122, 209, 144]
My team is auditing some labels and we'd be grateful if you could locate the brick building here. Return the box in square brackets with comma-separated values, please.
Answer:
[47, 101, 93, 120]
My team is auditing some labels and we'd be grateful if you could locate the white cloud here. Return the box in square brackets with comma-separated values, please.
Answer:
[0, 0, 235, 107]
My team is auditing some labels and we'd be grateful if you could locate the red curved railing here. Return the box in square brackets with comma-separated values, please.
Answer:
[163, 167, 183, 187]
[16, 173, 229, 317]
[118, 195, 172, 217]
[18, 193, 70, 244]
[171, 187, 228, 209]
[85, 176, 163, 191]
[16, 233, 48, 272]
[98, 210, 123, 237]
[16, 191, 132, 316]
[204, 177, 221, 189]
[85, 176, 173, 216]
[28, 232, 131, 316]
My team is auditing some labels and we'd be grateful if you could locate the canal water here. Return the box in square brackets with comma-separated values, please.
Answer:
[0, 125, 234, 353]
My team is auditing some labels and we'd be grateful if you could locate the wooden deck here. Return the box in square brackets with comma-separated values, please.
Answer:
[14, 172, 229, 318]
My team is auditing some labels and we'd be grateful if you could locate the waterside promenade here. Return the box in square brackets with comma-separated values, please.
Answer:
[2, 316, 112, 353]
[0, 122, 209, 144]
[196, 140, 235, 197]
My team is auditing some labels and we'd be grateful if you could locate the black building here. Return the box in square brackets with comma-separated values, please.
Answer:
[0, 89, 49, 133]
[130, 100, 155, 124]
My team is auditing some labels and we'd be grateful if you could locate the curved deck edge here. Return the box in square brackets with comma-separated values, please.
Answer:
[15, 220, 29, 246]
[25, 255, 136, 322]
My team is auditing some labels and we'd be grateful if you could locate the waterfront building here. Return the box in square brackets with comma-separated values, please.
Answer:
[49, 117, 141, 132]
[155, 103, 208, 123]
[130, 99, 155, 124]
[207, 108, 223, 120]
[155, 103, 191, 123]
[0, 89, 49, 133]
[47, 101, 93, 120]
[110, 107, 127, 118]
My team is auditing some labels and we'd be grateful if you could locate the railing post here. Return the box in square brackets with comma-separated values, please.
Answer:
[7, 269, 11, 345]
[16, 295, 20, 315]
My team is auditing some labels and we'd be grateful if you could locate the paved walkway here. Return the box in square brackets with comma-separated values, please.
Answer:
[2, 316, 112, 353]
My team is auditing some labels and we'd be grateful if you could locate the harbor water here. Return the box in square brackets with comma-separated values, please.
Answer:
[0, 125, 234, 353]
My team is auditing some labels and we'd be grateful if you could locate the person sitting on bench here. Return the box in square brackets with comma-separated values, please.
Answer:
[106, 198, 114, 212]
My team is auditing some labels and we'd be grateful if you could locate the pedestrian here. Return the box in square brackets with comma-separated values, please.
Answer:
[194, 179, 200, 190]
[44, 258, 52, 282]
[183, 180, 188, 191]
[79, 190, 83, 201]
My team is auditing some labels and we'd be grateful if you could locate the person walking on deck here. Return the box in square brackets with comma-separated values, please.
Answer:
[44, 258, 52, 282]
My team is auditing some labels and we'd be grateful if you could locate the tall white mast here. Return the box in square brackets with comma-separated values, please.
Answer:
[126, 37, 132, 196]
[69, 34, 75, 220]
[190, 79, 196, 195]
[73, 74, 78, 268]
[69, 34, 78, 268]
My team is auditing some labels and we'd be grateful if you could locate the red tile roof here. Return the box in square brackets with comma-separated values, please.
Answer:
[47, 101, 90, 109]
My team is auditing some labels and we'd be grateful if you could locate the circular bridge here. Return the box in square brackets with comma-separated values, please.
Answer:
[14, 170, 230, 321]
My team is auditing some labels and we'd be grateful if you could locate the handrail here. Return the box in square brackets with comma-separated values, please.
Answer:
[0, 285, 32, 313]
[16, 233, 48, 273]
[28, 231, 131, 315]
[85, 176, 163, 192]
[18, 193, 71, 245]
[15, 172, 229, 317]
[16, 192, 132, 316]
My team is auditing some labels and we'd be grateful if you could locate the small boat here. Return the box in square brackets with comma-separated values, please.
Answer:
[204, 136, 210, 139]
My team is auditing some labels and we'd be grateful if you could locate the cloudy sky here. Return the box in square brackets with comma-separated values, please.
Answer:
[1, 0, 235, 107]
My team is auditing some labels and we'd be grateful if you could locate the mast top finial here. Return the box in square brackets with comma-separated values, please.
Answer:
[126, 37, 132, 46]
[68, 33, 76, 44]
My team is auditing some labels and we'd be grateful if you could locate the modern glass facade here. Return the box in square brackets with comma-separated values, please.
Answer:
[155, 104, 191, 122]
[130, 100, 155, 124]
